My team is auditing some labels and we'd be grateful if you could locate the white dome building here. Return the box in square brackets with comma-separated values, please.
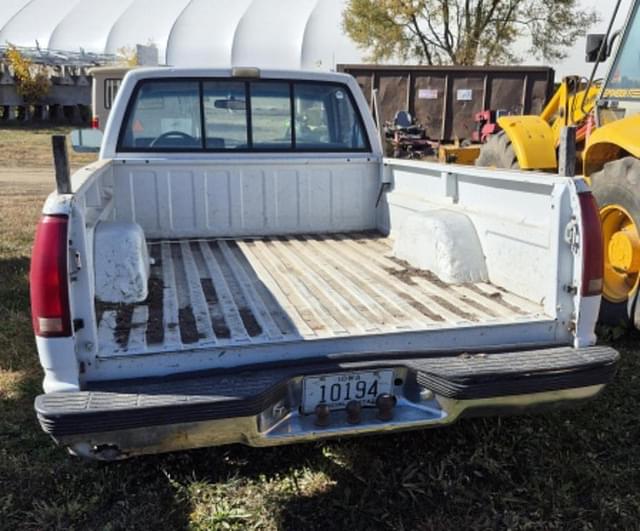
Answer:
[0, 0, 364, 70]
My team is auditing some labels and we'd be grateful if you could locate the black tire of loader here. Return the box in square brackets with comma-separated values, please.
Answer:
[475, 131, 520, 169]
[590, 157, 640, 328]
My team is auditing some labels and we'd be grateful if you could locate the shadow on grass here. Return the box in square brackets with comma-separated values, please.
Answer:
[0, 256, 31, 310]
[0, 256, 38, 379]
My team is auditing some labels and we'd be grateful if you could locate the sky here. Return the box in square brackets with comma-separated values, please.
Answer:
[553, 0, 632, 77]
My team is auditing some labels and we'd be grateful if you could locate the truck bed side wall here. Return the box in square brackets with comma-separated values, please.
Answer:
[379, 159, 579, 320]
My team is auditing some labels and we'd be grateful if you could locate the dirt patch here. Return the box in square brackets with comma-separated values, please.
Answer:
[208, 240, 263, 338]
[201, 278, 219, 305]
[95, 276, 165, 348]
[178, 306, 201, 344]
[386, 257, 450, 288]
[397, 293, 445, 322]
[212, 318, 231, 339]
[384, 259, 479, 321]
[94, 262, 165, 349]
[145, 244, 165, 345]
[113, 305, 135, 347]
[347, 230, 387, 243]
[385, 266, 419, 286]
[456, 294, 499, 318]
[94, 301, 135, 348]
[201, 278, 231, 339]
[389, 257, 524, 316]
[239, 308, 262, 337]
[145, 276, 165, 345]
[430, 294, 477, 321]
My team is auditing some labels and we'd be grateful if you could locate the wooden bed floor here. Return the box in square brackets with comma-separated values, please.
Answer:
[96, 232, 546, 356]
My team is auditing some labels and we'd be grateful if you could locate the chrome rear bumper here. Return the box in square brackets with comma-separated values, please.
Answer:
[35, 345, 619, 460]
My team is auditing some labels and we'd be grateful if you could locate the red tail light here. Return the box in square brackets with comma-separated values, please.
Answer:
[30, 215, 72, 337]
[90, 116, 99, 129]
[579, 192, 604, 296]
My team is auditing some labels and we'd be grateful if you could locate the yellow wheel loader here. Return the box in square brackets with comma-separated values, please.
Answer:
[477, 0, 640, 326]
[476, 76, 600, 172]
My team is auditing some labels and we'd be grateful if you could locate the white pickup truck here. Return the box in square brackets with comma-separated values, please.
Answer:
[30, 67, 618, 460]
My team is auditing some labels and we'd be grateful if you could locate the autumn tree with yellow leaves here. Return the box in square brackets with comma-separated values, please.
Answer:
[4, 45, 51, 104]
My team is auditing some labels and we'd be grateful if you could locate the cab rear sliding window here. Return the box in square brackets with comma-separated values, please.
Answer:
[117, 78, 370, 153]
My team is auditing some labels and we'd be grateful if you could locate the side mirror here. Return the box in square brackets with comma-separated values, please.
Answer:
[70, 129, 103, 153]
[585, 33, 608, 63]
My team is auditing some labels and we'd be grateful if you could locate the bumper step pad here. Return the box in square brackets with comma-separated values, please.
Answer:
[36, 345, 618, 437]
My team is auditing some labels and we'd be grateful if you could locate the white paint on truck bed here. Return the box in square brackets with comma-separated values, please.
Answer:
[111, 158, 380, 239]
[96, 232, 546, 358]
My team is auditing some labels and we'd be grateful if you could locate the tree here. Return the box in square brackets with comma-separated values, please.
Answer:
[343, 0, 598, 66]
[5, 44, 51, 105]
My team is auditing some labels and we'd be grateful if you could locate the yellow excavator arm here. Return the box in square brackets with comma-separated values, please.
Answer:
[494, 77, 600, 170]
[540, 76, 600, 144]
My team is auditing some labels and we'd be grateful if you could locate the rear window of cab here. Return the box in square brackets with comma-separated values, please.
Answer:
[118, 78, 370, 153]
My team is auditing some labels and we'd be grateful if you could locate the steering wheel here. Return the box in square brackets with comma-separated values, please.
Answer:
[149, 130, 197, 147]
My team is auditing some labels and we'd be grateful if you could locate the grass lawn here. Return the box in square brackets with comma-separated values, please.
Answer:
[1, 128, 640, 530]
[0, 126, 96, 169]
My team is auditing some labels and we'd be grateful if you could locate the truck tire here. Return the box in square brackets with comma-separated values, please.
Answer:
[590, 157, 640, 326]
[475, 131, 519, 169]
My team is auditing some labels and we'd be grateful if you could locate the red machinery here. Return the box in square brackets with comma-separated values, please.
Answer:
[472, 109, 510, 144]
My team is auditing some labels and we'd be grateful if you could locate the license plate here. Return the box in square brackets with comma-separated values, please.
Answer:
[302, 370, 394, 414]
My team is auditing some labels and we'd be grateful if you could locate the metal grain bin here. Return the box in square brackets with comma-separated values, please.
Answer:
[337, 65, 555, 141]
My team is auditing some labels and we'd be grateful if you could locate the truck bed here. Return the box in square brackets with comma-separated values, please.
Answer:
[96, 232, 546, 357]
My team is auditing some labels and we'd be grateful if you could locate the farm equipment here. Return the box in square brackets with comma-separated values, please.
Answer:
[477, 0, 640, 325]
[384, 111, 434, 158]
[437, 143, 481, 164]
[475, 75, 600, 172]
[472, 109, 509, 143]
[438, 109, 507, 163]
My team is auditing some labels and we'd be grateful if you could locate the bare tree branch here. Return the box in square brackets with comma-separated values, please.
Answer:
[407, 14, 434, 64]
